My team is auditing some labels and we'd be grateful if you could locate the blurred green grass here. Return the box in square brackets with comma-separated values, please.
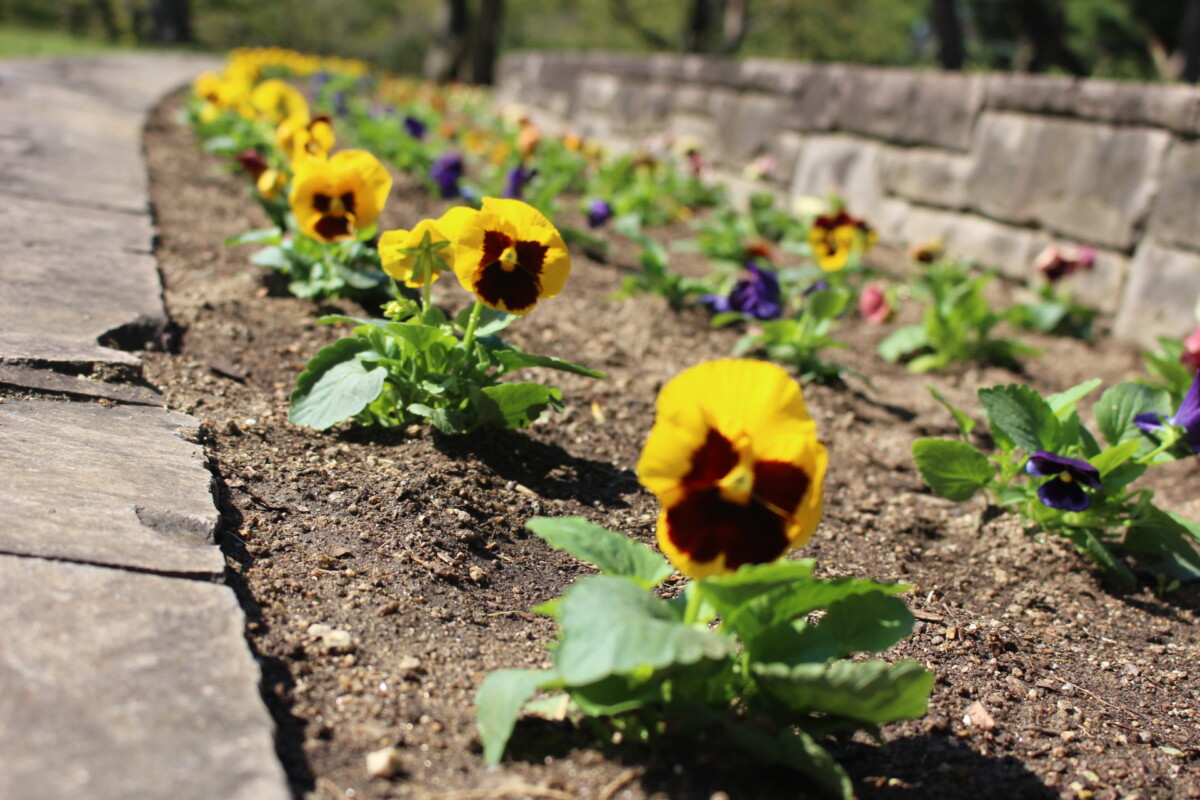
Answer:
[0, 24, 125, 59]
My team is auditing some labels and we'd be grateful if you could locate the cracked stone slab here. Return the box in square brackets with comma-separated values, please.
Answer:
[0, 554, 289, 800]
[0, 364, 162, 405]
[1, 237, 170, 368]
[0, 54, 217, 371]
[0, 398, 223, 576]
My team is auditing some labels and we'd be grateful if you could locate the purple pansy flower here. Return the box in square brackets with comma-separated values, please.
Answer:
[503, 165, 536, 200]
[403, 115, 427, 140]
[586, 199, 613, 229]
[1025, 451, 1102, 512]
[429, 152, 464, 199]
[700, 262, 782, 321]
[1134, 372, 1200, 454]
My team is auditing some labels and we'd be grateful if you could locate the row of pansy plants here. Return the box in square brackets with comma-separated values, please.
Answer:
[190, 52, 393, 299]
[289, 197, 604, 434]
[913, 370, 1200, 588]
[476, 359, 933, 798]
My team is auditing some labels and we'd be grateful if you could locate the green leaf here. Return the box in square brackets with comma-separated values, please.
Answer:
[1047, 379, 1102, 418]
[476, 382, 563, 429]
[455, 304, 516, 336]
[1095, 382, 1171, 447]
[723, 723, 852, 799]
[877, 325, 927, 363]
[818, 591, 914, 656]
[224, 227, 281, 247]
[525, 517, 674, 588]
[978, 384, 1061, 452]
[911, 438, 993, 501]
[289, 338, 387, 430]
[385, 322, 458, 355]
[494, 349, 606, 378]
[1069, 528, 1136, 587]
[250, 245, 290, 270]
[1088, 439, 1142, 478]
[1122, 506, 1200, 582]
[475, 668, 562, 764]
[907, 353, 947, 374]
[805, 288, 850, 321]
[554, 575, 731, 686]
[927, 384, 976, 437]
[754, 659, 933, 724]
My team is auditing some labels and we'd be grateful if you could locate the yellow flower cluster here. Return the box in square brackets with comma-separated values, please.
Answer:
[381, 198, 571, 316]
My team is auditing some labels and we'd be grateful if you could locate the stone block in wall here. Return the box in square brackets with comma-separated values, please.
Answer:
[789, 135, 886, 224]
[576, 72, 622, 112]
[779, 63, 844, 133]
[835, 69, 918, 144]
[614, 81, 675, 135]
[882, 147, 973, 210]
[888, 204, 1045, 280]
[834, 70, 982, 151]
[985, 73, 1079, 116]
[1114, 240, 1200, 346]
[1074, 80, 1200, 132]
[967, 112, 1168, 249]
[712, 91, 789, 165]
[1148, 140, 1200, 252]
[667, 112, 718, 153]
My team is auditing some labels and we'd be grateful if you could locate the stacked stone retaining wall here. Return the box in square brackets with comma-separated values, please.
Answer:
[496, 52, 1200, 344]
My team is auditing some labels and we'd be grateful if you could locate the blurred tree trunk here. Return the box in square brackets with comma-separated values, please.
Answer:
[424, 0, 471, 82]
[931, 0, 964, 70]
[471, 0, 504, 85]
[607, 0, 672, 49]
[148, 0, 191, 44]
[682, 0, 713, 52]
[1016, 0, 1085, 75]
[93, 0, 120, 42]
[720, 0, 748, 55]
[1183, 0, 1200, 82]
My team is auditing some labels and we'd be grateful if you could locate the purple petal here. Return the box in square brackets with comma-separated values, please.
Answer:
[1134, 411, 1166, 435]
[1026, 451, 1071, 477]
[1175, 371, 1200, 432]
[1037, 478, 1091, 511]
[700, 293, 732, 313]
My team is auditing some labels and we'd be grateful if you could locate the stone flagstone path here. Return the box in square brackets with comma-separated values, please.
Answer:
[0, 54, 291, 800]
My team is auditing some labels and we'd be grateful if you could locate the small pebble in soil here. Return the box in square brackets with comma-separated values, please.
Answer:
[307, 623, 356, 654]
[366, 746, 404, 779]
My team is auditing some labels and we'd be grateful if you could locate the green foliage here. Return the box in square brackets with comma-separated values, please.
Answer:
[611, 216, 713, 310]
[475, 517, 931, 797]
[913, 380, 1200, 586]
[1141, 336, 1197, 407]
[730, 286, 855, 384]
[241, 230, 389, 300]
[878, 259, 1039, 373]
[289, 304, 602, 435]
[1009, 284, 1099, 340]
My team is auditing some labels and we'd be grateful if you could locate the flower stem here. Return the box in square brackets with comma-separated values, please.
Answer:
[460, 299, 485, 353]
[682, 582, 702, 626]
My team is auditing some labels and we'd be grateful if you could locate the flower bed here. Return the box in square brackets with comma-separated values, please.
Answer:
[140, 52, 1200, 799]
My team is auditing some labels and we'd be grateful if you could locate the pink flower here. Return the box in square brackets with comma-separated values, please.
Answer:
[1182, 324, 1200, 372]
[859, 282, 893, 324]
[1035, 244, 1096, 282]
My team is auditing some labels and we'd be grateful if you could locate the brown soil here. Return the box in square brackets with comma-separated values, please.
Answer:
[139, 92, 1200, 800]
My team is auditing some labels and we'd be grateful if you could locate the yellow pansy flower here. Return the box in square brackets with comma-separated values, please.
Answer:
[636, 359, 828, 579]
[276, 114, 335, 164]
[289, 150, 392, 242]
[807, 211, 876, 272]
[250, 79, 309, 126]
[379, 219, 452, 287]
[449, 198, 570, 316]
